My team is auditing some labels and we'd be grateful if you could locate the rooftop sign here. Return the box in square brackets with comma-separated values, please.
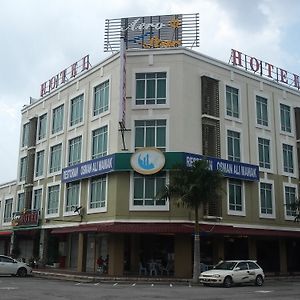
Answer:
[40, 55, 91, 97]
[104, 13, 199, 52]
[230, 49, 300, 91]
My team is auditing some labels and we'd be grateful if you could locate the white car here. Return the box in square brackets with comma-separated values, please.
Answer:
[0, 255, 32, 277]
[199, 260, 264, 288]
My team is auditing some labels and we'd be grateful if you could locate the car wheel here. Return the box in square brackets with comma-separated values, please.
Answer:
[223, 276, 233, 288]
[255, 275, 264, 286]
[17, 267, 27, 277]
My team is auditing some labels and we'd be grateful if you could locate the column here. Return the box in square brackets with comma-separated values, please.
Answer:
[212, 236, 224, 264]
[38, 229, 49, 267]
[77, 232, 87, 272]
[279, 238, 288, 275]
[108, 234, 124, 276]
[248, 237, 257, 260]
[130, 234, 139, 273]
[174, 234, 192, 278]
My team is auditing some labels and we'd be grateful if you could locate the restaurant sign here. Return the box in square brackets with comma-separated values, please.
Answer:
[184, 153, 259, 181]
[230, 49, 300, 91]
[12, 210, 39, 227]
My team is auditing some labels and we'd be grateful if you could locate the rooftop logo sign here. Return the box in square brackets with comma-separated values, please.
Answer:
[104, 13, 199, 52]
[230, 49, 300, 91]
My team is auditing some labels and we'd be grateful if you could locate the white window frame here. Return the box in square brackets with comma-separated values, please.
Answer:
[51, 103, 65, 136]
[68, 135, 82, 166]
[132, 67, 170, 110]
[45, 182, 60, 218]
[91, 124, 108, 159]
[63, 181, 81, 216]
[37, 112, 48, 142]
[68, 90, 85, 129]
[32, 186, 43, 212]
[21, 122, 30, 148]
[2, 197, 14, 225]
[48, 142, 63, 175]
[257, 136, 271, 171]
[226, 126, 242, 162]
[35, 149, 45, 179]
[87, 175, 108, 214]
[255, 93, 270, 129]
[283, 182, 298, 221]
[282, 143, 294, 175]
[259, 179, 276, 219]
[16, 191, 25, 213]
[227, 179, 245, 216]
[224, 83, 241, 121]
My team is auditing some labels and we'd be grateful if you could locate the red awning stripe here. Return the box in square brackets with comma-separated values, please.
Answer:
[0, 231, 12, 236]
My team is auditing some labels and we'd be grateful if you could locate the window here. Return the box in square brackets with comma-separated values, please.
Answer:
[285, 186, 296, 217]
[22, 123, 30, 147]
[256, 96, 268, 126]
[70, 94, 84, 126]
[92, 126, 108, 159]
[4, 198, 13, 223]
[280, 103, 291, 133]
[228, 179, 243, 212]
[68, 136, 82, 166]
[93, 80, 109, 116]
[283, 144, 294, 173]
[258, 138, 270, 169]
[35, 150, 45, 177]
[17, 193, 25, 212]
[47, 185, 59, 215]
[227, 130, 240, 162]
[49, 144, 62, 173]
[90, 176, 107, 209]
[135, 72, 166, 105]
[33, 189, 42, 210]
[260, 182, 273, 215]
[66, 182, 80, 213]
[52, 105, 64, 134]
[133, 172, 166, 207]
[135, 120, 166, 151]
[226, 86, 239, 118]
[19, 157, 27, 181]
[38, 113, 47, 140]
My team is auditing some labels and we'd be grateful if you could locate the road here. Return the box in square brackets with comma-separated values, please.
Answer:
[0, 276, 299, 300]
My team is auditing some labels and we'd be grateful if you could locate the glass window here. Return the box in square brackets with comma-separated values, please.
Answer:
[47, 185, 59, 215]
[52, 105, 64, 134]
[68, 136, 82, 166]
[17, 193, 25, 212]
[226, 86, 239, 118]
[260, 182, 273, 215]
[66, 182, 80, 212]
[256, 96, 268, 126]
[136, 72, 166, 105]
[33, 189, 42, 211]
[92, 126, 108, 159]
[280, 103, 291, 133]
[283, 144, 294, 173]
[228, 179, 243, 212]
[70, 94, 84, 126]
[38, 113, 47, 140]
[94, 80, 109, 116]
[90, 176, 107, 209]
[22, 123, 30, 147]
[258, 138, 270, 169]
[133, 172, 166, 207]
[227, 130, 240, 162]
[49, 144, 62, 173]
[35, 150, 45, 177]
[285, 186, 296, 217]
[4, 198, 13, 223]
[135, 119, 166, 151]
[19, 157, 27, 181]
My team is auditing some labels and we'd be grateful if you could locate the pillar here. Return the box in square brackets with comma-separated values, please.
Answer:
[248, 237, 257, 260]
[130, 234, 139, 273]
[279, 238, 288, 275]
[212, 236, 224, 264]
[38, 229, 49, 267]
[77, 232, 87, 272]
[108, 234, 124, 276]
[174, 234, 192, 278]
[9, 231, 17, 257]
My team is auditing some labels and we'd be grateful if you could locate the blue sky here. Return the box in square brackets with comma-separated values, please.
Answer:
[1, 0, 300, 182]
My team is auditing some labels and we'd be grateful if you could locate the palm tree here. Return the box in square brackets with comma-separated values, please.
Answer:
[157, 159, 223, 283]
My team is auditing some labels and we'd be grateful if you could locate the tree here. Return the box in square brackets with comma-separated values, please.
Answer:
[286, 197, 300, 222]
[157, 159, 223, 283]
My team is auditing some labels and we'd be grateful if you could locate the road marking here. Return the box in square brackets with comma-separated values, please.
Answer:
[132, 283, 136, 286]
[170, 283, 173, 287]
[151, 283, 154, 287]
[0, 287, 18, 290]
[255, 290, 272, 293]
[113, 283, 118, 286]
[75, 283, 81, 286]
[94, 283, 99, 286]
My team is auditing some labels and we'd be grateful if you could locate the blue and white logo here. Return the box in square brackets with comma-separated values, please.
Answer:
[131, 148, 165, 175]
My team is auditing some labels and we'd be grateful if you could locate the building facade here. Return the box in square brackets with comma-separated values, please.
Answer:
[1, 47, 300, 277]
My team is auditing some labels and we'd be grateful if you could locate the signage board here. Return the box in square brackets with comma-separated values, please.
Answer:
[184, 153, 259, 181]
[230, 49, 300, 91]
[12, 210, 39, 227]
[104, 13, 199, 52]
[130, 148, 165, 175]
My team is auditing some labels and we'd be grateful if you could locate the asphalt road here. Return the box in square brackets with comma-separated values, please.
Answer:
[0, 276, 299, 300]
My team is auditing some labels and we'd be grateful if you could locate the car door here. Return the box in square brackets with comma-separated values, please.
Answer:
[247, 261, 259, 282]
[233, 261, 250, 284]
[0, 256, 17, 275]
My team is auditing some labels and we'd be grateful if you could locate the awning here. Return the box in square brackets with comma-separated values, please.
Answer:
[0, 231, 12, 236]
[50, 222, 300, 238]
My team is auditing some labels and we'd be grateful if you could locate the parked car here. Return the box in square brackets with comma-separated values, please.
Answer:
[0, 255, 32, 277]
[199, 260, 265, 288]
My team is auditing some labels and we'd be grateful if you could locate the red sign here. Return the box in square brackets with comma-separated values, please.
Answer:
[12, 210, 39, 227]
[230, 49, 300, 90]
[40, 55, 90, 97]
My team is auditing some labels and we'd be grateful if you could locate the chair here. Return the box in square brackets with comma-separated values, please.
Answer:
[160, 262, 170, 276]
[149, 261, 157, 276]
[139, 262, 147, 275]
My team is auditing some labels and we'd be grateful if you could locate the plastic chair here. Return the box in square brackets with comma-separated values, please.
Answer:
[139, 262, 147, 275]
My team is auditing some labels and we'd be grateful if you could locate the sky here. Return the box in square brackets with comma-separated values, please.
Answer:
[1, 0, 300, 183]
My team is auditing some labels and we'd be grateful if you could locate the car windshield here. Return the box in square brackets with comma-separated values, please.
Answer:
[214, 261, 237, 270]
